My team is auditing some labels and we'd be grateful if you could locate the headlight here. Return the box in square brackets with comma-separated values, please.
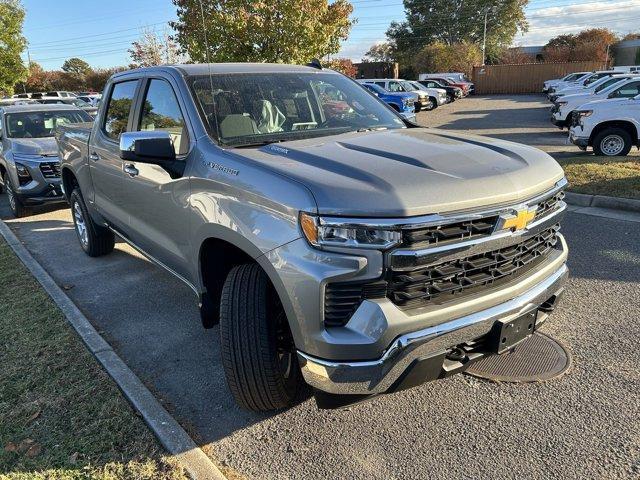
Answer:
[300, 212, 402, 250]
[15, 162, 31, 178]
[576, 110, 593, 118]
[557, 101, 568, 106]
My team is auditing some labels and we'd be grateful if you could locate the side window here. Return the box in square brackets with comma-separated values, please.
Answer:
[374, 81, 386, 88]
[103, 80, 137, 141]
[388, 81, 403, 92]
[612, 81, 640, 98]
[138, 79, 188, 155]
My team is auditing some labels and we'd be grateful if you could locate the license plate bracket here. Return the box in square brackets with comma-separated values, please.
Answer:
[491, 310, 537, 354]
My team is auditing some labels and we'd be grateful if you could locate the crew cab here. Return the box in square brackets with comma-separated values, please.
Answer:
[56, 64, 568, 411]
[569, 93, 640, 156]
[551, 76, 640, 128]
[0, 104, 92, 217]
[358, 82, 416, 119]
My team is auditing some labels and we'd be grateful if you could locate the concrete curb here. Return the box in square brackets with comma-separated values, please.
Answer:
[0, 220, 226, 480]
[565, 191, 640, 213]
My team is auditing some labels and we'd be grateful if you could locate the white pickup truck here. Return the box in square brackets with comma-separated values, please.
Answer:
[569, 94, 640, 156]
[551, 75, 640, 128]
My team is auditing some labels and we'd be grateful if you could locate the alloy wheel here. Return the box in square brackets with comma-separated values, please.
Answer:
[73, 201, 89, 248]
[5, 176, 16, 212]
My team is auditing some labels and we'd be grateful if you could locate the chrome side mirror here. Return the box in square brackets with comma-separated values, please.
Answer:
[119, 131, 176, 162]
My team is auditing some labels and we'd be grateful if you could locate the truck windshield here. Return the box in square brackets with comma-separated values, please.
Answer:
[5, 110, 91, 138]
[188, 72, 406, 147]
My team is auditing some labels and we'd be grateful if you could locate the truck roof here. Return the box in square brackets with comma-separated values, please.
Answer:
[0, 103, 83, 114]
[114, 63, 333, 79]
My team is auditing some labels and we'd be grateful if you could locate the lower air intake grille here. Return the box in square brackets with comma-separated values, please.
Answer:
[324, 282, 387, 327]
[389, 226, 560, 310]
[39, 161, 61, 178]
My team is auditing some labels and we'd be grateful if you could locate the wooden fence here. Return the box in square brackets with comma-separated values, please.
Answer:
[472, 61, 606, 94]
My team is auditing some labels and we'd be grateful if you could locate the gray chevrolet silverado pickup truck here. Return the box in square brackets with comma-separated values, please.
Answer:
[56, 64, 568, 411]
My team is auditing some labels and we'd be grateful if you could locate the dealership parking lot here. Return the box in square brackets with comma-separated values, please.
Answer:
[418, 94, 584, 154]
[2, 96, 640, 479]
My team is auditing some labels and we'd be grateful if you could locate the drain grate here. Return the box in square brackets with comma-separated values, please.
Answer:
[465, 332, 571, 382]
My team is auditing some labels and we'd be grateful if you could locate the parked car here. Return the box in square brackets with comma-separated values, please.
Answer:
[56, 63, 568, 412]
[549, 71, 618, 102]
[401, 80, 447, 110]
[0, 98, 38, 106]
[418, 79, 463, 103]
[12, 93, 32, 99]
[570, 93, 640, 156]
[0, 104, 92, 217]
[36, 96, 99, 117]
[546, 72, 593, 96]
[543, 72, 590, 93]
[418, 75, 470, 96]
[77, 95, 101, 107]
[358, 82, 416, 120]
[420, 73, 475, 94]
[359, 78, 431, 112]
[551, 76, 640, 128]
[550, 73, 633, 101]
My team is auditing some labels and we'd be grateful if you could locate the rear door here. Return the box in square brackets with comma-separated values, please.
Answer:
[120, 76, 193, 280]
[90, 79, 140, 232]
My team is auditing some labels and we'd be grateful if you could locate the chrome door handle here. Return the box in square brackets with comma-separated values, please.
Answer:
[89, 152, 100, 161]
[123, 164, 139, 177]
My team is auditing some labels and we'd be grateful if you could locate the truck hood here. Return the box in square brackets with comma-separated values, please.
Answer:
[227, 128, 565, 217]
[9, 137, 58, 156]
[576, 97, 633, 110]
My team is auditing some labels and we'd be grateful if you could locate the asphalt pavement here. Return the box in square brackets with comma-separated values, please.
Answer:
[1, 197, 639, 479]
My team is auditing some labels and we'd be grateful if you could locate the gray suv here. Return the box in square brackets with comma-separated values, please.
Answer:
[56, 64, 568, 411]
[0, 104, 92, 217]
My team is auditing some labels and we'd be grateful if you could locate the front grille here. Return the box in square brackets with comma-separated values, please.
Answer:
[403, 216, 498, 248]
[39, 161, 60, 178]
[324, 282, 387, 327]
[389, 226, 560, 309]
[534, 191, 564, 221]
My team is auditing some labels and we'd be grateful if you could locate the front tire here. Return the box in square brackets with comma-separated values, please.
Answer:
[425, 97, 436, 111]
[220, 263, 301, 411]
[593, 128, 632, 157]
[70, 188, 115, 257]
[3, 172, 28, 218]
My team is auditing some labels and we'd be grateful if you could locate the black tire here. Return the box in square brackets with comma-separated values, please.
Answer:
[69, 188, 115, 257]
[220, 263, 301, 411]
[389, 103, 400, 112]
[593, 128, 633, 157]
[3, 172, 28, 218]
[446, 93, 455, 103]
[425, 97, 436, 111]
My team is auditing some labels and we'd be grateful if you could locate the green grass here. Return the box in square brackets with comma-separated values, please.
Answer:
[0, 239, 186, 480]
[555, 154, 640, 200]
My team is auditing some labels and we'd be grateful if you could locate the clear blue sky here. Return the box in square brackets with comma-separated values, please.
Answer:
[21, 0, 640, 71]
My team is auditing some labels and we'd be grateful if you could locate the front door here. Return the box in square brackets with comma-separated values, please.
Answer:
[120, 77, 192, 282]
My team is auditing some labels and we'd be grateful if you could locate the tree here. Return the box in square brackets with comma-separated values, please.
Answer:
[362, 42, 394, 63]
[388, 0, 528, 64]
[324, 58, 357, 77]
[128, 27, 185, 68]
[0, 0, 28, 96]
[170, 0, 354, 64]
[623, 33, 640, 41]
[414, 41, 482, 77]
[543, 28, 618, 63]
[62, 57, 92, 77]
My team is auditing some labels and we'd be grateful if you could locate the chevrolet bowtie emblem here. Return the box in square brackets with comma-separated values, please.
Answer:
[499, 208, 537, 231]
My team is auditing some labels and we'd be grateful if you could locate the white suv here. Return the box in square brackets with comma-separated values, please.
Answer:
[543, 72, 589, 93]
[569, 93, 640, 156]
[551, 76, 640, 128]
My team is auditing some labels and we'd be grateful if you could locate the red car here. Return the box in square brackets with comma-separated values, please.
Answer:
[429, 77, 471, 95]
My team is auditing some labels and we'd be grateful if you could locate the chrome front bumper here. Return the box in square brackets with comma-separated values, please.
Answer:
[298, 262, 568, 396]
